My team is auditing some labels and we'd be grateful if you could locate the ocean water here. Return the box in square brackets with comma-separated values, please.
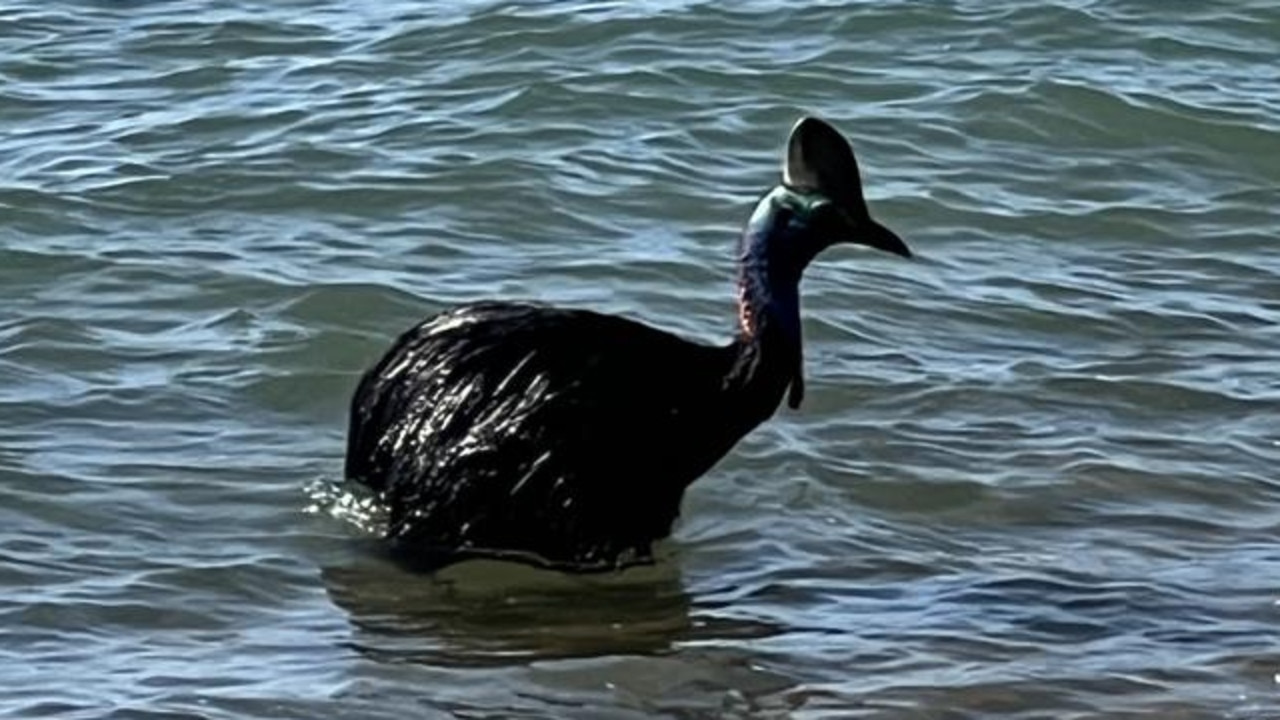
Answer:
[2, 1, 1279, 717]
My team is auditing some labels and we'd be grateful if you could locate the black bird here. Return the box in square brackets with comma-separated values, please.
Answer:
[345, 116, 911, 572]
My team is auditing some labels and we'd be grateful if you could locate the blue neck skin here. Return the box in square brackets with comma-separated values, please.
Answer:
[736, 186, 825, 346]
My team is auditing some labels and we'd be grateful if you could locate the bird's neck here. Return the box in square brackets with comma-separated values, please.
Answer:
[736, 252, 800, 348]
[726, 226, 805, 412]
[732, 187, 818, 352]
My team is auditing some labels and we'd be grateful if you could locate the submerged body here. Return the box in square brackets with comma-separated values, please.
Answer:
[346, 302, 791, 569]
[345, 117, 911, 571]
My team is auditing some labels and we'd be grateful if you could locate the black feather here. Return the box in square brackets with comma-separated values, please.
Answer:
[343, 115, 910, 571]
[346, 301, 778, 570]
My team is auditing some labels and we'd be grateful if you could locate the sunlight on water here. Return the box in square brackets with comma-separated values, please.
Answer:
[304, 476, 389, 536]
[2, 0, 1278, 717]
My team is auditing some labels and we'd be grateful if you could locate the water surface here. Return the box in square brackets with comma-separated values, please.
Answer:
[3, 1, 1279, 717]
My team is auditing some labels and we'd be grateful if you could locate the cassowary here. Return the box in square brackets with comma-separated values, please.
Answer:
[345, 116, 912, 571]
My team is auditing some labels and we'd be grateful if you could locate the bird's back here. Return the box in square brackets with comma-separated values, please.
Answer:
[345, 301, 748, 569]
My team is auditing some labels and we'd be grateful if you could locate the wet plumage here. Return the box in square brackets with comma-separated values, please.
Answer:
[345, 116, 912, 571]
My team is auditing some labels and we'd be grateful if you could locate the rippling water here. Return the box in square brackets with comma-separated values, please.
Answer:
[3, 1, 1279, 717]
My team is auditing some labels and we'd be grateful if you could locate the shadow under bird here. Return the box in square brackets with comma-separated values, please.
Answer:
[345, 116, 912, 572]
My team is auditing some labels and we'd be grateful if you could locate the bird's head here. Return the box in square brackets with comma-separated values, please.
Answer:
[736, 116, 911, 410]
[742, 115, 911, 281]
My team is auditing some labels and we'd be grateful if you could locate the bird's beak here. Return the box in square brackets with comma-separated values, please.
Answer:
[832, 207, 911, 259]
[852, 215, 912, 258]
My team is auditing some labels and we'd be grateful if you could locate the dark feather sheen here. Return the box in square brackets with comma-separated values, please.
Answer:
[346, 301, 791, 570]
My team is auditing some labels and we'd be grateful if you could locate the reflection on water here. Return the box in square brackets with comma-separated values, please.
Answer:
[315, 498, 793, 665]
[3, 0, 1279, 716]
[319, 548, 807, 719]
[323, 557, 698, 665]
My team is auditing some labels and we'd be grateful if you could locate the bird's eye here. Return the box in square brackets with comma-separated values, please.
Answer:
[805, 201, 839, 226]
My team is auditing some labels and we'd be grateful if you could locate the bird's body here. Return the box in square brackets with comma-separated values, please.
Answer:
[345, 117, 911, 571]
[346, 301, 791, 569]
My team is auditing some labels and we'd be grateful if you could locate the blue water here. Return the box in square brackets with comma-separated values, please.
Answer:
[2, 2, 1278, 717]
